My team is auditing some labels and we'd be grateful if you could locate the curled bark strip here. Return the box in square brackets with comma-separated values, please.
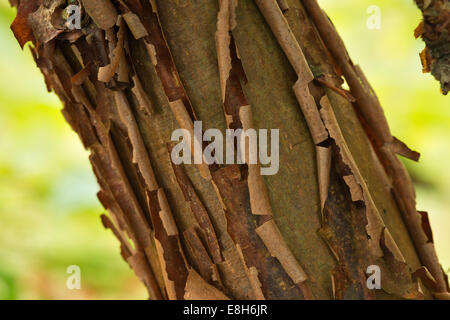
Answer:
[301, 5, 437, 283]
[256, 219, 308, 285]
[156, 188, 179, 237]
[144, 238, 169, 300]
[184, 268, 230, 300]
[81, 0, 118, 30]
[248, 267, 265, 300]
[247, 164, 273, 216]
[315, 77, 356, 102]
[169, 156, 223, 264]
[216, 0, 236, 102]
[415, 21, 425, 39]
[117, 52, 130, 84]
[148, 188, 189, 300]
[28, 1, 64, 45]
[391, 137, 421, 162]
[434, 292, 450, 300]
[101, 214, 132, 258]
[215, 0, 247, 131]
[168, 99, 212, 181]
[293, 80, 328, 145]
[131, 74, 154, 116]
[211, 165, 306, 299]
[114, 91, 159, 191]
[319, 95, 405, 262]
[276, 0, 290, 12]
[316, 146, 331, 211]
[235, 244, 266, 300]
[131, 0, 197, 120]
[144, 42, 158, 66]
[59, 30, 85, 43]
[123, 12, 148, 39]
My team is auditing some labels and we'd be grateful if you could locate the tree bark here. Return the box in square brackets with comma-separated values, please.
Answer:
[414, 0, 450, 95]
[10, 0, 449, 300]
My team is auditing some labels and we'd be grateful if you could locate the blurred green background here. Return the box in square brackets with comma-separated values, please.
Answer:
[0, 0, 448, 299]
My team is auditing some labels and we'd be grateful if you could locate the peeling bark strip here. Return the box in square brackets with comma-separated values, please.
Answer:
[11, 0, 39, 47]
[184, 268, 230, 300]
[28, 0, 64, 44]
[114, 91, 158, 191]
[255, 220, 307, 284]
[10, 0, 448, 300]
[184, 228, 222, 285]
[254, 0, 438, 299]
[414, 0, 450, 94]
[239, 106, 273, 217]
[168, 99, 212, 180]
[254, 0, 327, 145]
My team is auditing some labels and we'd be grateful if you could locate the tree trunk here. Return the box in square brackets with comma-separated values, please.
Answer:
[10, 0, 449, 300]
[414, 0, 450, 95]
